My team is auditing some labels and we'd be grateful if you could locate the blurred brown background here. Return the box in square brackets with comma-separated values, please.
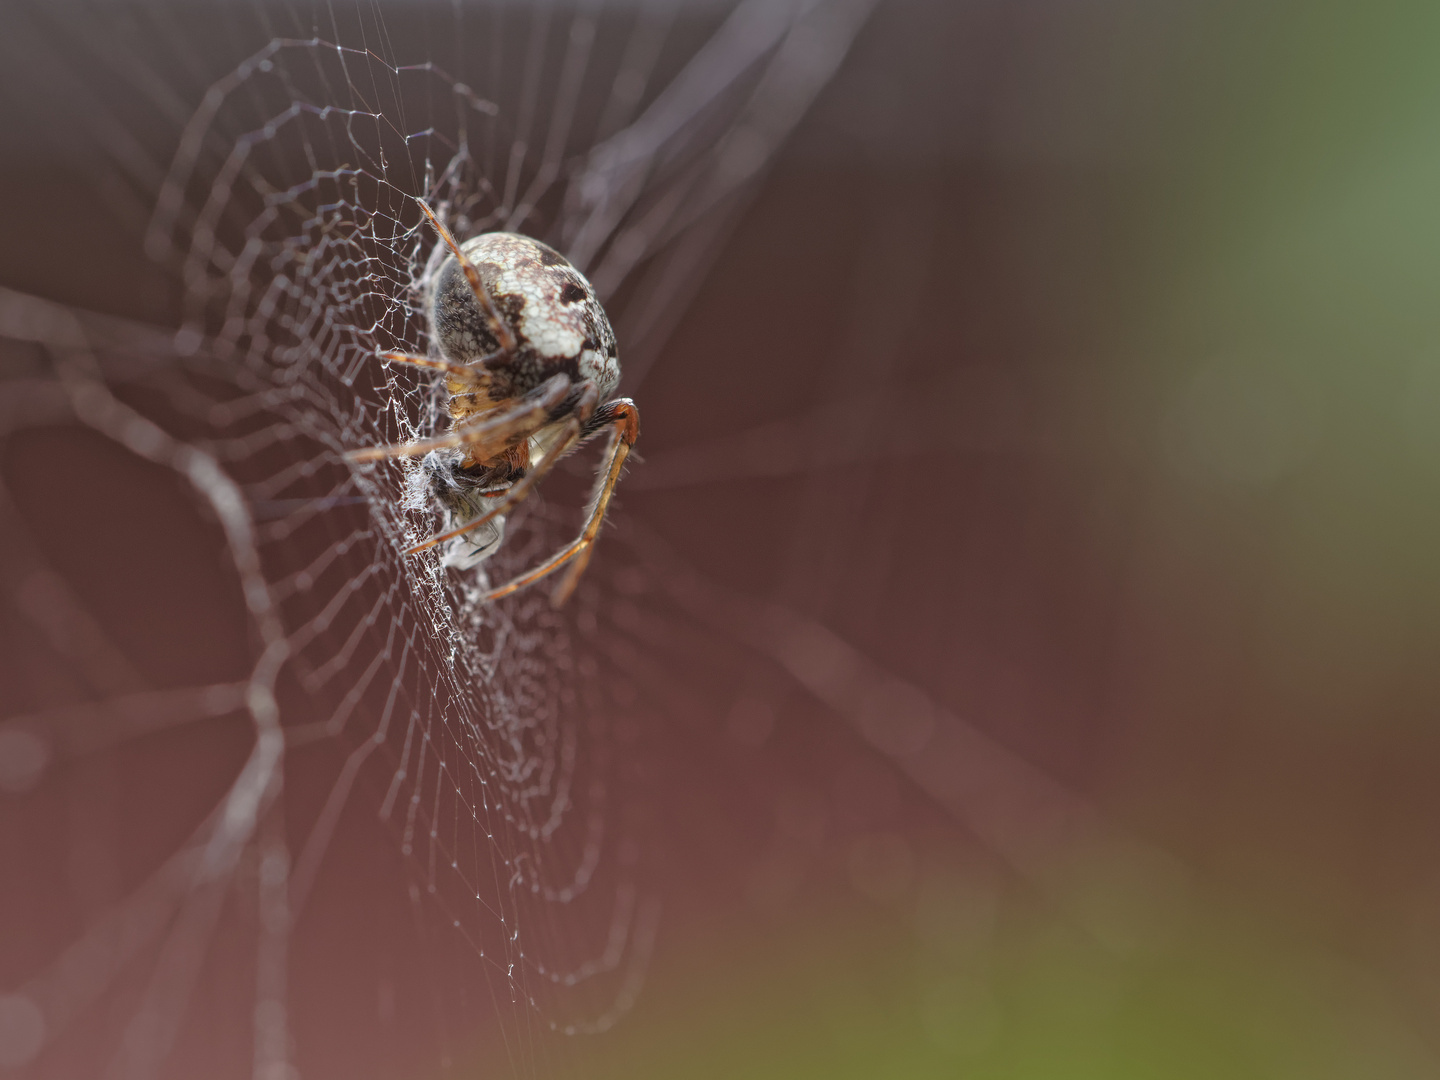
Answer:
[3, 1, 1440, 1078]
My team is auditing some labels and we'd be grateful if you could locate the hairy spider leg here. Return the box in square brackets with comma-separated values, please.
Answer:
[405, 382, 601, 554]
[344, 373, 569, 464]
[480, 398, 639, 607]
[414, 198, 517, 355]
[375, 350, 488, 381]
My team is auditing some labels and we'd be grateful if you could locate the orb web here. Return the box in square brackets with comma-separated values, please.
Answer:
[0, 0, 878, 1076]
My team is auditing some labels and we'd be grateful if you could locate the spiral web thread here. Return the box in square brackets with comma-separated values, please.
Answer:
[0, 0, 878, 1076]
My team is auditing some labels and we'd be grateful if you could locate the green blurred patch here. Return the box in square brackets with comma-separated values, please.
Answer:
[569, 887, 1432, 1080]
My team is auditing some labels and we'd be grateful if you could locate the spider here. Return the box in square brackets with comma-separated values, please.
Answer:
[346, 199, 639, 606]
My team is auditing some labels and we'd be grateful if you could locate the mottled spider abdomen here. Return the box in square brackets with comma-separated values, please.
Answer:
[430, 232, 620, 409]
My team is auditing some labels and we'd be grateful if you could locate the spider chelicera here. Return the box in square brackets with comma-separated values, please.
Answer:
[346, 200, 639, 606]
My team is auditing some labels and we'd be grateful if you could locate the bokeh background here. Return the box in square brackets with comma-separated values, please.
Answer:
[3, 1, 1440, 1077]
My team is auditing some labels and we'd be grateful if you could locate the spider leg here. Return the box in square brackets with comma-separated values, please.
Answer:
[414, 198, 518, 355]
[405, 382, 601, 554]
[344, 373, 568, 464]
[480, 398, 639, 607]
[375, 351, 485, 381]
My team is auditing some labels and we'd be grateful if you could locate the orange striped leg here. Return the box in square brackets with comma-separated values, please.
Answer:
[344, 374, 568, 464]
[414, 198, 517, 355]
[481, 399, 639, 607]
[374, 351, 484, 380]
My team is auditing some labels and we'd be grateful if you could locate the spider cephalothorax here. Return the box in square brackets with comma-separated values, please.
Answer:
[346, 201, 639, 606]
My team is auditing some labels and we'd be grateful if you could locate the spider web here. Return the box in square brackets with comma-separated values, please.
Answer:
[0, 1, 878, 1076]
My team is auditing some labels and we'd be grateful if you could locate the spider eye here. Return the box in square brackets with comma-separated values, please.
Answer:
[558, 282, 587, 304]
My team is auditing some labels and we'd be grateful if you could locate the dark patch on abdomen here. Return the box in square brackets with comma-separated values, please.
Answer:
[534, 242, 569, 267]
